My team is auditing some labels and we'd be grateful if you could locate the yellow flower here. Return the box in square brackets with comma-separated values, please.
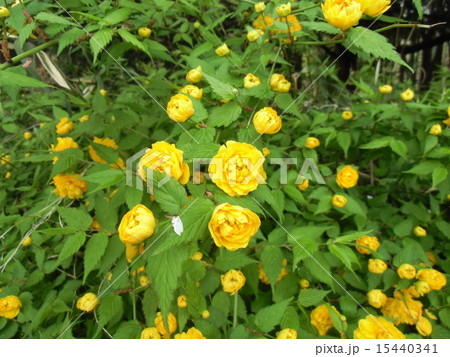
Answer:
[397, 264, 416, 280]
[118, 204, 155, 245]
[22, 236, 32, 246]
[125, 243, 138, 263]
[358, 0, 391, 17]
[89, 137, 125, 168]
[379, 84, 393, 94]
[311, 305, 341, 336]
[416, 316, 432, 337]
[381, 296, 422, 325]
[368, 259, 387, 274]
[443, 118, 450, 126]
[253, 107, 282, 135]
[100, 89, 107, 96]
[342, 111, 353, 120]
[177, 295, 187, 308]
[194, 21, 201, 29]
[1, 154, 11, 166]
[141, 327, 161, 339]
[332, 194, 347, 208]
[179, 85, 203, 100]
[138, 141, 190, 185]
[354, 316, 405, 339]
[336, 165, 359, 188]
[270, 73, 284, 89]
[269, 73, 292, 93]
[202, 310, 210, 319]
[56, 117, 74, 135]
[221, 269, 246, 295]
[258, 259, 288, 284]
[262, 147, 270, 157]
[400, 88, 414, 102]
[52, 174, 88, 200]
[192, 252, 203, 261]
[356, 236, 380, 255]
[76, 293, 98, 312]
[297, 179, 309, 190]
[367, 290, 387, 308]
[277, 328, 297, 339]
[139, 275, 150, 287]
[80, 114, 89, 122]
[174, 327, 206, 339]
[155, 312, 178, 338]
[321, 0, 363, 31]
[50, 137, 79, 163]
[244, 73, 261, 89]
[186, 66, 203, 83]
[209, 203, 260, 251]
[254, 2, 266, 12]
[413, 226, 427, 237]
[247, 29, 261, 42]
[299, 279, 310, 289]
[138, 27, 152, 38]
[215, 43, 230, 57]
[305, 137, 320, 149]
[416, 269, 447, 290]
[167, 94, 194, 122]
[414, 281, 430, 297]
[0, 6, 10, 18]
[5, 171, 11, 179]
[0, 296, 21, 319]
[429, 124, 442, 136]
[24, 131, 32, 140]
[276, 3, 291, 17]
[208, 141, 267, 197]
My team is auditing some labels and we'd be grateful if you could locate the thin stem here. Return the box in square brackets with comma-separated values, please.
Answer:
[376, 22, 446, 34]
[0, 39, 59, 70]
[293, 3, 321, 14]
[132, 274, 137, 321]
[233, 293, 238, 327]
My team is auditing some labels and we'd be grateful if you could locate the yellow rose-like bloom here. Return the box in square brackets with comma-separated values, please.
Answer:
[311, 305, 341, 336]
[305, 137, 320, 149]
[379, 84, 393, 94]
[322, 0, 363, 31]
[416, 316, 432, 337]
[429, 124, 442, 136]
[413, 226, 427, 237]
[215, 43, 230, 57]
[381, 296, 422, 325]
[50, 137, 79, 163]
[52, 174, 88, 200]
[332, 194, 347, 208]
[0, 296, 21, 319]
[342, 111, 353, 120]
[179, 85, 203, 100]
[368, 259, 387, 274]
[358, 0, 391, 17]
[118, 204, 155, 245]
[192, 252, 203, 261]
[177, 295, 187, 308]
[397, 264, 416, 280]
[167, 94, 194, 122]
[221, 269, 246, 295]
[174, 327, 206, 339]
[209, 203, 260, 251]
[253, 107, 282, 135]
[22, 236, 32, 246]
[138, 141, 190, 185]
[24, 131, 32, 140]
[202, 310, 210, 319]
[270, 73, 285, 89]
[299, 279, 310, 289]
[354, 316, 405, 339]
[56, 117, 74, 135]
[255, 2, 265, 12]
[155, 312, 178, 338]
[138, 27, 152, 38]
[0, 6, 11, 18]
[297, 179, 309, 190]
[277, 328, 297, 339]
[400, 88, 414, 102]
[244, 73, 261, 89]
[186, 66, 203, 84]
[76, 293, 98, 312]
[336, 165, 359, 188]
[414, 281, 430, 297]
[208, 141, 267, 197]
[258, 259, 288, 285]
[141, 327, 161, 339]
[416, 269, 447, 290]
[356, 236, 380, 255]
[139, 275, 150, 287]
[367, 289, 387, 309]
[247, 29, 261, 42]
[269, 73, 292, 93]
[276, 2, 291, 17]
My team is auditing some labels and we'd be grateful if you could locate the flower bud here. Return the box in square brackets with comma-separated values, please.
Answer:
[342, 111, 353, 120]
[276, 3, 291, 17]
[379, 84, 393, 94]
[186, 66, 203, 83]
[138, 27, 152, 38]
[397, 264, 416, 280]
[24, 132, 32, 140]
[247, 29, 261, 42]
[429, 124, 442, 136]
[215, 43, 230, 57]
[400, 88, 414, 102]
[413, 226, 427, 237]
[305, 137, 320, 149]
[0, 6, 10, 18]
[22, 236, 32, 246]
[254, 2, 266, 13]
[332, 194, 347, 208]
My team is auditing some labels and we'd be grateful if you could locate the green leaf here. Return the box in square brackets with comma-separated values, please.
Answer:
[360, 136, 392, 149]
[301, 21, 341, 35]
[83, 170, 125, 194]
[0, 69, 52, 88]
[117, 29, 150, 55]
[57, 207, 92, 231]
[113, 321, 142, 339]
[298, 289, 330, 307]
[58, 28, 85, 55]
[344, 27, 412, 71]
[329, 244, 359, 272]
[90, 142, 119, 163]
[51, 148, 84, 177]
[18, 22, 36, 49]
[35, 12, 74, 26]
[98, 294, 123, 328]
[216, 191, 264, 216]
[208, 102, 242, 127]
[102, 8, 131, 25]
[83, 233, 109, 283]
[203, 73, 236, 100]
[125, 186, 143, 209]
[254, 298, 292, 333]
[215, 250, 256, 271]
[337, 132, 351, 157]
[151, 173, 188, 215]
[333, 230, 371, 244]
[57, 232, 86, 264]
[260, 246, 284, 285]
[432, 166, 448, 188]
[326, 304, 347, 333]
[90, 29, 115, 62]
[412, 0, 423, 19]
[389, 139, 407, 159]
[404, 161, 441, 175]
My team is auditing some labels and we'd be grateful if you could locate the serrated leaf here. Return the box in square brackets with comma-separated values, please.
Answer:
[298, 289, 330, 307]
[58, 28, 85, 55]
[83, 170, 125, 194]
[90, 142, 119, 163]
[98, 294, 123, 328]
[432, 166, 447, 188]
[254, 298, 292, 333]
[101, 8, 131, 25]
[208, 102, 242, 127]
[337, 132, 351, 157]
[404, 161, 441, 175]
[203, 73, 236, 100]
[329, 244, 359, 272]
[35, 12, 74, 26]
[246, 84, 274, 99]
[301, 21, 341, 35]
[57, 232, 86, 264]
[326, 304, 347, 333]
[150, 172, 188, 215]
[125, 186, 143, 209]
[0, 69, 52, 88]
[18, 22, 36, 49]
[90, 29, 115, 62]
[360, 136, 392, 149]
[389, 139, 407, 159]
[117, 29, 149, 55]
[83, 233, 109, 283]
[261, 246, 284, 285]
[215, 250, 256, 271]
[412, 0, 423, 19]
[58, 207, 92, 230]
